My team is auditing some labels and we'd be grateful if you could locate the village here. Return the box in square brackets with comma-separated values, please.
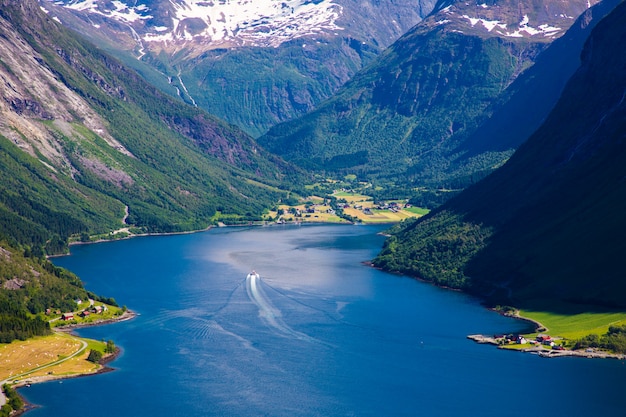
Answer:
[467, 333, 626, 359]
[56, 301, 109, 323]
[47, 298, 125, 327]
[271, 190, 429, 224]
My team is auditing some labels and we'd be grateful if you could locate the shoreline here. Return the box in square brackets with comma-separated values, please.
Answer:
[53, 309, 137, 332]
[468, 308, 626, 360]
[13, 346, 122, 416]
[2, 310, 136, 415]
[52, 220, 393, 258]
[466, 333, 626, 360]
[48, 226, 215, 258]
[364, 262, 626, 361]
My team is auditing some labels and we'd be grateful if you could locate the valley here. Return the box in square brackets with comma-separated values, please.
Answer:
[1, 0, 626, 414]
[270, 191, 428, 224]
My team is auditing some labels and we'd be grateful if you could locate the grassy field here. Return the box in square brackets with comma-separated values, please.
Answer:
[344, 207, 418, 223]
[518, 308, 626, 340]
[269, 192, 429, 224]
[333, 191, 371, 200]
[404, 206, 430, 216]
[50, 303, 124, 328]
[0, 333, 105, 383]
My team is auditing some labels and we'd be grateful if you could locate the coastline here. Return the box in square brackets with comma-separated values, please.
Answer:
[53, 220, 392, 258]
[364, 262, 626, 361]
[2, 310, 136, 415]
[467, 333, 626, 360]
[467, 308, 626, 360]
[12, 346, 122, 416]
[53, 309, 137, 332]
[47, 226, 215, 258]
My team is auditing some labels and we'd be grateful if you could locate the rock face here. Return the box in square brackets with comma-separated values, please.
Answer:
[0, 1, 133, 170]
[258, 0, 604, 189]
[39, 0, 437, 136]
[0, 0, 297, 252]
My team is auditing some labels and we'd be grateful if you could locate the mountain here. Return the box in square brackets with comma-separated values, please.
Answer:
[0, 242, 93, 342]
[259, 0, 600, 193]
[0, 0, 298, 254]
[460, 0, 623, 157]
[39, 0, 437, 137]
[373, 0, 626, 310]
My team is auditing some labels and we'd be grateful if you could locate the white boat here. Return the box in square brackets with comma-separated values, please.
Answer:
[247, 270, 260, 279]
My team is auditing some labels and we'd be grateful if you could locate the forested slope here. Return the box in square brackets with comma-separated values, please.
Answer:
[0, 0, 301, 254]
[259, 0, 601, 194]
[374, 1, 626, 310]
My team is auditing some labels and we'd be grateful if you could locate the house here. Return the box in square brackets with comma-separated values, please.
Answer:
[536, 335, 552, 343]
[79, 310, 90, 318]
[92, 305, 103, 314]
[61, 313, 74, 321]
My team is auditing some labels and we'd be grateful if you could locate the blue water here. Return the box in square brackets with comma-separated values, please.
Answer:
[22, 224, 626, 416]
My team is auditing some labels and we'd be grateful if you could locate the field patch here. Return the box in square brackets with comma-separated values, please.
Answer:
[519, 308, 626, 340]
[0, 333, 104, 383]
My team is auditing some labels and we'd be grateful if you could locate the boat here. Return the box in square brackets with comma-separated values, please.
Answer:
[247, 270, 260, 279]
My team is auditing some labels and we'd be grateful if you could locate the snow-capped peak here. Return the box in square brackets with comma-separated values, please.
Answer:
[56, 0, 344, 48]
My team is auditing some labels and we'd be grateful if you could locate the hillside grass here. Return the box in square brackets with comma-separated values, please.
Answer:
[271, 190, 428, 224]
[49, 303, 123, 328]
[519, 305, 626, 340]
[404, 206, 430, 215]
[0, 333, 104, 383]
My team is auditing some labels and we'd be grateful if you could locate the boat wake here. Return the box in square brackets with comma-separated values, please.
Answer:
[246, 271, 316, 343]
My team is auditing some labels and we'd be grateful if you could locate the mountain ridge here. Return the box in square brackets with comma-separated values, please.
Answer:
[0, 0, 299, 253]
[258, 0, 599, 191]
[373, 0, 626, 309]
[40, 0, 437, 136]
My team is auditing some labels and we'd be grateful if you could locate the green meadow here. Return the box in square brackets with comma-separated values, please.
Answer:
[519, 305, 626, 340]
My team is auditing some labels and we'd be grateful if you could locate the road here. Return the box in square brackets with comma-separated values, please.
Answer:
[0, 336, 88, 407]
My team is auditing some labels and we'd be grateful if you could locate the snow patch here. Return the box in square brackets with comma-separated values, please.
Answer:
[506, 15, 561, 37]
[65, 0, 152, 23]
[519, 14, 529, 26]
[63, 0, 343, 48]
[462, 13, 562, 38]
[462, 15, 506, 32]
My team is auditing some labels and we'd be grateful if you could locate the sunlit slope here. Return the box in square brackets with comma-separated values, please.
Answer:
[0, 0, 300, 253]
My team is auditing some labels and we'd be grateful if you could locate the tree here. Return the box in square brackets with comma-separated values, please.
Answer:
[105, 340, 115, 354]
[87, 349, 103, 363]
